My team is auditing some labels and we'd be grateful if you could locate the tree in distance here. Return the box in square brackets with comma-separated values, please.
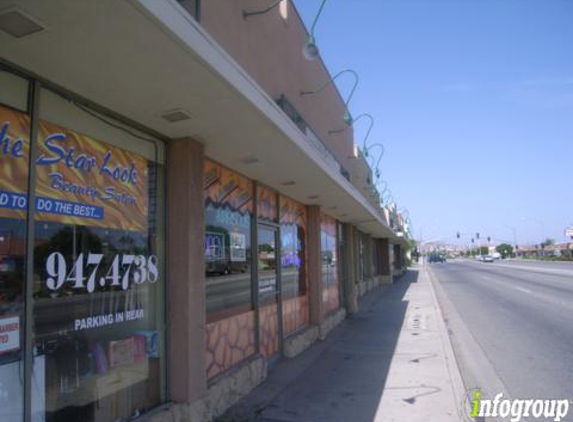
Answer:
[540, 238, 556, 249]
[496, 243, 514, 258]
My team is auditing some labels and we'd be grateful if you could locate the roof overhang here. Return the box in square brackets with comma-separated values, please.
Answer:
[0, 0, 398, 241]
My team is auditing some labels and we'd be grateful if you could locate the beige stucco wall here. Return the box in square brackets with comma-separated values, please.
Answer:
[200, 0, 354, 173]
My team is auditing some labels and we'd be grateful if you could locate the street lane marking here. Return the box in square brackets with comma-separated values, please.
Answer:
[514, 286, 532, 294]
[483, 263, 573, 277]
[496, 279, 573, 310]
[459, 264, 573, 310]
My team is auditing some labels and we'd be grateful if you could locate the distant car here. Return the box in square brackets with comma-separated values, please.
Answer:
[428, 255, 446, 263]
[482, 255, 494, 262]
[0, 256, 16, 273]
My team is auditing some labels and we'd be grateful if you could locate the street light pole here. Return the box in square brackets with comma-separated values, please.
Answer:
[503, 225, 518, 257]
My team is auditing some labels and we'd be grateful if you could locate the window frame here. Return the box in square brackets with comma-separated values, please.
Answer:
[0, 61, 169, 422]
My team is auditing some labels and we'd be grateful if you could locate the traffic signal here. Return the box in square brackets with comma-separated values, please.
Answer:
[476, 233, 480, 239]
[456, 232, 460, 239]
[487, 236, 491, 242]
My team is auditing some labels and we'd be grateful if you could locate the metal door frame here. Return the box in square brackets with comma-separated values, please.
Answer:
[256, 222, 283, 359]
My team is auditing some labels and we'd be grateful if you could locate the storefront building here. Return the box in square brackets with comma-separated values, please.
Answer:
[0, 1, 410, 421]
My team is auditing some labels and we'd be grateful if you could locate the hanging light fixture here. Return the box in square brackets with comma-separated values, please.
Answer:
[382, 189, 394, 206]
[302, 0, 329, 60]
[375, 179, 388, 196]
[300, 69, 359, 125]
[243, 0, 329, 62]
[242, 0, 285, 19]
[329, 113, 375, 148]
[364, 143, 385, 180]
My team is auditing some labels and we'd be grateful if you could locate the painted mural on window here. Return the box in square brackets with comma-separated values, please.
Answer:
[256, 185, 278, 223]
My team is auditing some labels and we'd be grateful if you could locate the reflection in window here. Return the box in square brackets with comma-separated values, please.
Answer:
[0, 81, 29, 422]
[204, 160, 253, 321]
[33, 219, 163, 422]
[30, 97, 165, 422]
[358, 232, 367, 282]
[321, 213, 339, 315]
[258, 227, 277, 306]
[280, 196, 307, 300]
[204, 160, 256, 378]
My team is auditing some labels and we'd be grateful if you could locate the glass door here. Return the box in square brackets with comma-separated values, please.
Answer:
[257, 225, 281, 359]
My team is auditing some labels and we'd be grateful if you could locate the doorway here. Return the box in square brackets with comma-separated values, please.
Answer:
[257, 225, 282, 359]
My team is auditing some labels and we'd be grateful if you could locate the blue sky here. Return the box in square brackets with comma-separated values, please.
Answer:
[294, 0, 573, 246]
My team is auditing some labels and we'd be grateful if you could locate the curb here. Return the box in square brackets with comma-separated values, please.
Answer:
[423, 264, 467, 419]
[427, 264, 511, 422]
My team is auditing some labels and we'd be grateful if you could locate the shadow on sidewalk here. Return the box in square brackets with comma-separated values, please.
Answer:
[218, 269, 420, 422]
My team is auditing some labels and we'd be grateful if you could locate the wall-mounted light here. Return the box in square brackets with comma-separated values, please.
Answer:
[242, 0, 328, 61]
[364, 142, 385, 180]
[300, 69, 359, 125]
[375, 179, 388, 197]
[242, 0, 284, 19]
[382, 189, 393, 205]
[329, 113, 374, 149]
[303, 0, 329, 61]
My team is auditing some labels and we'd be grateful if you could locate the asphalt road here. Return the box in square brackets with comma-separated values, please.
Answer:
[430, 259, 573, 403]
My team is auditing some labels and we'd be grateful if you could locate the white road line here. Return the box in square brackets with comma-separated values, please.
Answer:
[514, 286, 532, 294]
[487, 263, 573, 277]
[466, 267, 573, 310]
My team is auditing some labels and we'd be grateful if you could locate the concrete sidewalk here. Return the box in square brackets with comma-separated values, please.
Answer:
[218, 266, 464, 422]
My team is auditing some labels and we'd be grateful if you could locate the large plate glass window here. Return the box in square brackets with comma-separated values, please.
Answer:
[0, 68, 30, 422]
[31, 88, 166, 422]
[279, 196, 308, 336]
[204, 159, 255, 379]
[320, 213, 339, 315]
[358, 231, 366, 282]
[256, 186, 281, 358]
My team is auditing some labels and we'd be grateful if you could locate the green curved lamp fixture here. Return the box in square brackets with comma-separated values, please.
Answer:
[382, 189, 394, 206]
[329, 113, 375, 149]
[375, 179, 388, 196]
[300, 69, 359, 125]
[364, 143, 385, 180]
[242, 0, 284, 19]
[303, 0, 329, 61]
[243, 0, 330, 62]
[375, 180, 388, 206]
[366, 156, 381, 180]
